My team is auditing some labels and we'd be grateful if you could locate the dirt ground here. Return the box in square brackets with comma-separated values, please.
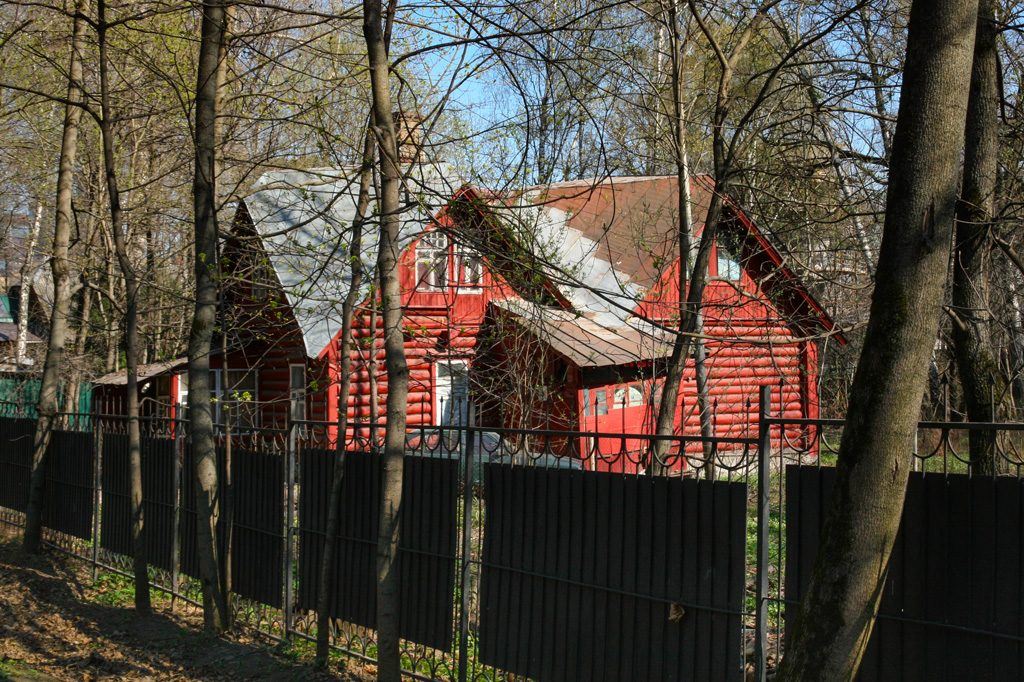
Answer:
[0, 528, 373, 681]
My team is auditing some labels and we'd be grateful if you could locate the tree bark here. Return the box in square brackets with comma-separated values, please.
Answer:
[97, 0, 150, 613]
[190, 0, 231, 633]
[315, 126, 372, 665]
[952, 0, 1001, 474]
[23, 0, 89, 554]
[776, 1, 979, 679]
[650, 0, 726, 473]
[363, 0, 407, 676]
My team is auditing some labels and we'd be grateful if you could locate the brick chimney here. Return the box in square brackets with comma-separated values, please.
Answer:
[392, 110, 424, 164]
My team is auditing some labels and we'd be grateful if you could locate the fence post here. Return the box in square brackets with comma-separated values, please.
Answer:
[171, 417, 182, 612]
[457, 403, 476, 682]
[91, 411, 102, 583]
[754, 385, 771, 682]
[283, 417, 296, 638]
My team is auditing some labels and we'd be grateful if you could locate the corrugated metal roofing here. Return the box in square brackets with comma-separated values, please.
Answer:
[241, 162, 461, 357]
[492, 299, 674, 368]
[93, 356, 189, 386]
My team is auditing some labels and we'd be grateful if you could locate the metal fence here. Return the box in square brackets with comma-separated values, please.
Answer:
[2, 391, 1023, 681]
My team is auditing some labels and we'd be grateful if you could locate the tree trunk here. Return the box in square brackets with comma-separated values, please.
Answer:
[315, 125, 372, 665]
[23, 0, 89, 554]
[16, 202, 42, 368]
[97, 0, 150, 613]
[952, 0, 1001, 474]
[776, 1, 979, 679]
[363, 0, 407, 677]
[650, 0, 724, 473]
[190, 0, 231, 633]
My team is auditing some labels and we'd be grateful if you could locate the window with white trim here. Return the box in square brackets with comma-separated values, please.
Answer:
[223, 369, 258, 430]
[290, 364, 306, 422]
[716, 243, 741, 281]
[459, 249, 483, 287]
[416, 232, 448, 290]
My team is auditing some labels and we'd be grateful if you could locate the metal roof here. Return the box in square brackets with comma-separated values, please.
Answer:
[93, 357, 189, 386]
[492, 299, 674, 368]
[482, 175, 841, 341]
[241, 162, 460, 358]
[0, 322, 41, 344]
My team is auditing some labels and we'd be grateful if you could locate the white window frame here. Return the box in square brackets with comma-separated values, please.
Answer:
[714, 243, 742, 281]
[416, 232, 449, 291]
[222, 368, 259, 431]
[289, 363, 306, 423]
[458, 247, 483, 293]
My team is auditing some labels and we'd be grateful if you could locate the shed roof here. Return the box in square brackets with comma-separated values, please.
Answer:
[491, 299, 674, 368]
[93, 357, 188, 386]
[241, 162, 461, 358]
[0, 322, 41, 344]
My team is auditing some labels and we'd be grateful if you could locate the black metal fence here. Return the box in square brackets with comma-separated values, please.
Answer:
[2, 393, 1024, 682]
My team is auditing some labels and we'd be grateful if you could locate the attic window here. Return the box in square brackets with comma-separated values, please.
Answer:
[716, 244, 741, 281]
[460, 248, 483, 287]
[417, 232, 448, 290]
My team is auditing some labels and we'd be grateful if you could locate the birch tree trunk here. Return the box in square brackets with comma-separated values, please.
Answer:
[97, 0, 150, 613]
[16, 202, 42, 368]
[23, 0, 89, 554]
[189, 0, 231, 633]
[952, 0, 1001, 474]
[776, 0, 979, 678]
[363, 0, 408, 675]
[315, 126, 371, 664]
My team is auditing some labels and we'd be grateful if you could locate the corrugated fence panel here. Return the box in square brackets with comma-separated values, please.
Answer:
[179, 445, 227, 581]
[0, 417, 33, 511]
[230, 448, 284, 607]
[479, 466, 747, 682]
[100, 433, 176, 572]
[43, 430, 93, 540]
[785, 466, 1024, 682]
[297, 449, 458, 651]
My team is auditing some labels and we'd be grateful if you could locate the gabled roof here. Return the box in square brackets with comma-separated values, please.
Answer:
[471, 175, 842, 342]
[239, 162, 461, 358]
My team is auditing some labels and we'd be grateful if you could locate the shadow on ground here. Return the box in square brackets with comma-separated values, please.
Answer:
[0, 530, 369, 681]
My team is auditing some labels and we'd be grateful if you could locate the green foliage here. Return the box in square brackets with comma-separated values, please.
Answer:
[92, 571, 136, 607]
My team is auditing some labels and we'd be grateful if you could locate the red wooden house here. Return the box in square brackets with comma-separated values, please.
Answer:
[94, 164, 843, 462]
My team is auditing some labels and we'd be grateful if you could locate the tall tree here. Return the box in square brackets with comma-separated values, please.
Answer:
[952, 0, 1001, 473]
[363, 0, 407, 676]
[189, 0, 231, 633]
[97, 0, 150, 613]
[776, 0, 980, 678]
[23, 0, 89, 554]
[316, 127, 372, 664]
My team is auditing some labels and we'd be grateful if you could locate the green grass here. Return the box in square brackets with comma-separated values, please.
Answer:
[90, 569, 171, 608]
